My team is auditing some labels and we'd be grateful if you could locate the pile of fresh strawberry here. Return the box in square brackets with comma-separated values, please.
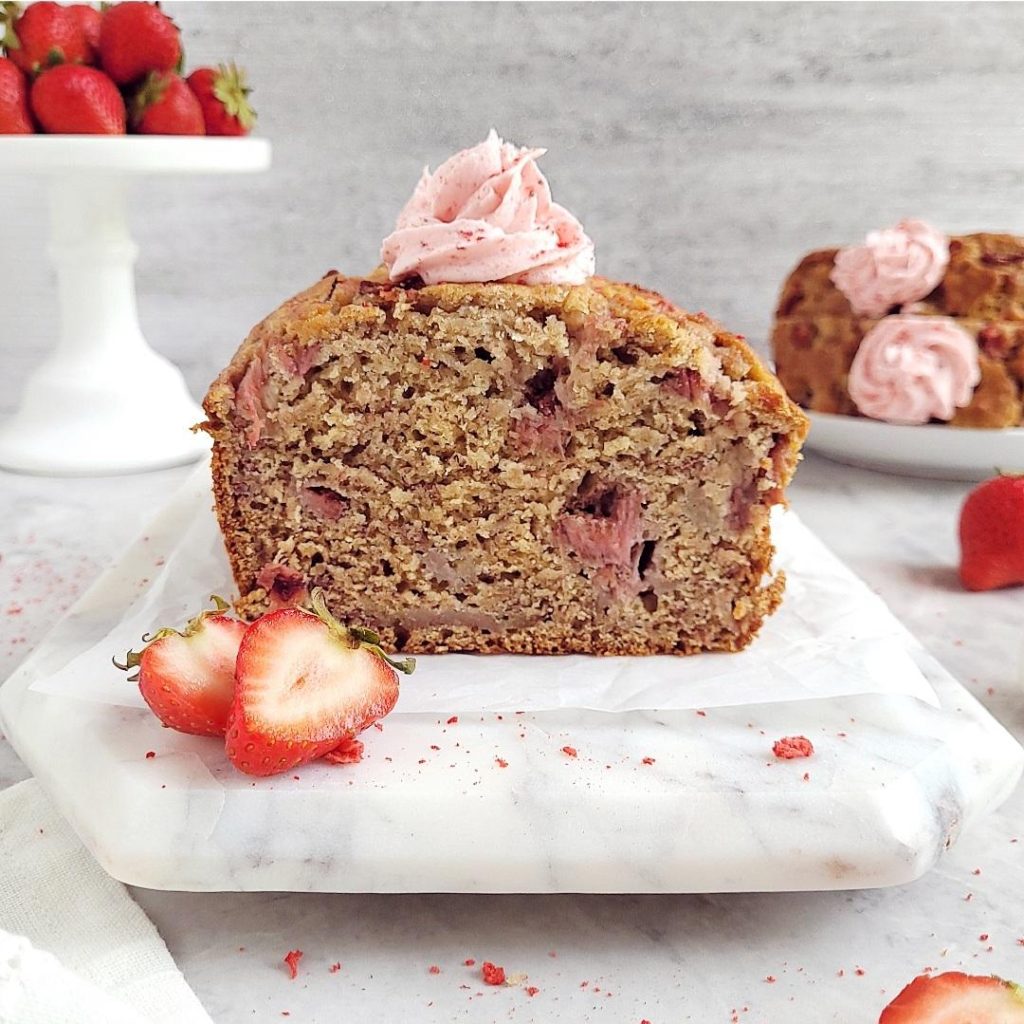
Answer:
[115, 592, 415, 778]
[0, 1, 255, 135]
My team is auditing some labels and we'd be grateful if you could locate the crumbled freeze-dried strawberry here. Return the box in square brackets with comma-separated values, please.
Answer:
[447, 715, 458, 725]
[772, 736, 814, 759]
[145, 751, 156, 759]
[323, 738, 364, 765]
[641, 756, 655, 765]
[283, 949, 303, 979]
[482, 962, 506, 986]
[428, 965, 441, 974]
[464, 958, 476, 967]
[561, 746, 578, 758]
[495, 757, 509, 768]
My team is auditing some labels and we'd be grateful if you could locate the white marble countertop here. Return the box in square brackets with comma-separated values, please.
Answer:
[1, 454, 1021, 1024]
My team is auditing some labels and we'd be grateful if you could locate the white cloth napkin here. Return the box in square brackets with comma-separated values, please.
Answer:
[0, 780, 213, 1024]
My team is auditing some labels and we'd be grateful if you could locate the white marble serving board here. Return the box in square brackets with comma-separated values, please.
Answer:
[0, 471, 1020, 893]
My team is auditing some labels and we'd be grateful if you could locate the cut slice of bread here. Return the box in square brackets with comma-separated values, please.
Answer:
[203, 271, 808, 655]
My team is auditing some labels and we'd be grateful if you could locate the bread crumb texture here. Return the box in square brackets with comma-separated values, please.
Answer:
[203, 272, 808, 655]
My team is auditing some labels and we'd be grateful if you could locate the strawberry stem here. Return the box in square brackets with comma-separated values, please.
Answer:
[0, 2, 21, 53]
[309, 588, 416, 675]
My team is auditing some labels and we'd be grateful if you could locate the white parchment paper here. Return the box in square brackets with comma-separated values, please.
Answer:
[28, 462, 938, 712]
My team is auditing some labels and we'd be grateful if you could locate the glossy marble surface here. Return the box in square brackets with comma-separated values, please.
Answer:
[1, 454, 1022, 1022]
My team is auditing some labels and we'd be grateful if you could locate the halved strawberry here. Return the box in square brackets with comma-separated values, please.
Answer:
[879, 971, 1024, 1023]
[225, 589, 414, 777]
[115, 596, 246, 737]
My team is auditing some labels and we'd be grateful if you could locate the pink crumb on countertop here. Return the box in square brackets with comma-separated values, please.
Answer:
[283, 950, 303, 979]
[481, 961, 505, 985]
[772, 736, 814, 759]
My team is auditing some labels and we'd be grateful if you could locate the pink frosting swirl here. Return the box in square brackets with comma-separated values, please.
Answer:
[381, 130, 595, 285]
[831, 219, 949, 318]
[848, 315, 980, 425]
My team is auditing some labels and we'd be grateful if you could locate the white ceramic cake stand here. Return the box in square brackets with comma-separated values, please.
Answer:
[0, 136, 271, 475]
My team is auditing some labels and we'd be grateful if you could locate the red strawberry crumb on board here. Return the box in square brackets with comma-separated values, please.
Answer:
[481, 962, 506, 986]
[428, 965, 440, 974]
[525, 986, 540, 997]
[323, 737, 364, 765]
[464, 958, 475, 967]
[765, 975, 776, 983]
[145, 750, 155, 759]
[959, 474, 1024, 591]
[283, 949, 303, 980]
[772, 735, 814, 759]
[31, 64, 125, 133]
[561, 745, 578, 758]
[446, 715, 458, 725]
[855, 967, 865, 976]
[980, 934, 989, 942]
[879, 971, 1024, 1023]
[642, 756, 655, 765]
[495, 757, 508, 768]
[329, 962, 341, 973]
[186, 62, 255, 136]
[99, 1, 181, 86]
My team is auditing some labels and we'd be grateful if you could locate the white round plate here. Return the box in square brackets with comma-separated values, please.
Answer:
[0, 135, 270, 175]
[805, 411, 1024, 481]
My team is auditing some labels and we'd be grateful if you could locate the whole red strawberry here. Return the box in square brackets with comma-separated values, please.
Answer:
[0, 55, 32, 132]
[99, 1, 180, 86]
[186, 63, 255, 136]
[31, 62, 125, 133]
[67, 4, 100, 64]
[959, 473, 1024, 591]
[131, 70, 204, 135]
[2, 1, 89, 75]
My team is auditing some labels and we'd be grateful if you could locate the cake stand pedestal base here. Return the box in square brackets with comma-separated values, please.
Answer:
[0, 136, 270, 476]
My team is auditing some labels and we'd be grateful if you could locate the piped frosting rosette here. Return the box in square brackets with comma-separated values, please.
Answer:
[831, 219, 949, 318]
[381, 130, 595, 286]
[848, 314, 980, 425]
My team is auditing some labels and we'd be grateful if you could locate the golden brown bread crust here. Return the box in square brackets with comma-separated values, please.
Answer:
[204, 273, 808, 656]
[771, 234, 1024, 427]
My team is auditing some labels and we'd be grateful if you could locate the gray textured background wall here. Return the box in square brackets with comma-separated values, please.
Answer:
[3, 1, 1023, 412]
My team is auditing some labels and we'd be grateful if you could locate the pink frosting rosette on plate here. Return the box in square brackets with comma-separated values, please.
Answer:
[831, 219, 949, 318]
[381, 129, 595, 286]
[848, 314, 980, 425]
